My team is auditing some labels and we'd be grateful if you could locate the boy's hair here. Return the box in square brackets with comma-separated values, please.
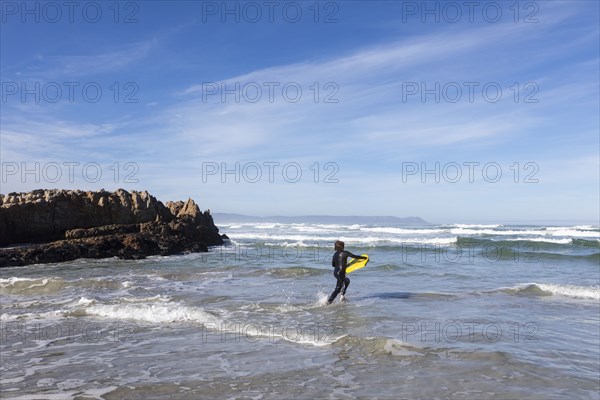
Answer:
[334, 240, 345, 251]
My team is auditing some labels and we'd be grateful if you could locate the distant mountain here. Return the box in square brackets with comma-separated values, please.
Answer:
[213, 213, 429, 225]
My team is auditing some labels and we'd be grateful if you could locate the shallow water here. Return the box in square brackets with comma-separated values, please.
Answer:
[1, 223, 599, 399]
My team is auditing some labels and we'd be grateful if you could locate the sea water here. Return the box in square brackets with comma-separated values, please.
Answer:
[1, 222, 598, 399]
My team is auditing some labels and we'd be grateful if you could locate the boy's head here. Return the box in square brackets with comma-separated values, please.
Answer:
[334, 240, 345, 251]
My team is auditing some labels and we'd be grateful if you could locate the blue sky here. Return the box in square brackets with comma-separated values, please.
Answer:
[1, 0, 598, 224]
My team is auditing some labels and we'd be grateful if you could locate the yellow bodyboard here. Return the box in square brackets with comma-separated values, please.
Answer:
[346, 254, 369, 274]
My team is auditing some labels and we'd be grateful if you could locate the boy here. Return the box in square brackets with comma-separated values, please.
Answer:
[327, 240, 366, 304]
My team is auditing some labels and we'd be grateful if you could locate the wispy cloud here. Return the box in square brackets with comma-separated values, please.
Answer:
[170, 18, 585, 160]
[3, 40, 157, 80]
[51, 40, 156, 75]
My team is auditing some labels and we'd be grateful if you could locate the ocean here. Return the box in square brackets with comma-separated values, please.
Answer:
[1, 221, 599, 399]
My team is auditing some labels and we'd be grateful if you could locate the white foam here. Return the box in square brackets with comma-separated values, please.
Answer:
[0, 277, 67, 294]
[316, 292, 330, 307]
[451, 228, 540, 236]
[224, 223, 599, 247]
[313, 223, 361, 230]
[84, 300, 221, 325]
[225, 224, 243, 229]
[451, 227, 600, 239]
[226, 232, 323, 242]
[79, 295, 345, 347]
[77, 297, 96, 306]
[401, 237, 457, 245]
[291, 226, 337, 233]
[0, 312, 22, 322]
[228, 232, 457, 246]
[0, 277, 50, 286]
[25, 278, 49, 288]
[536, 284, 600, 300]
[572, 225, 599, 230]
[1, 277, 35, 284]
[360, 227, 446, 235]
[264, 241, 310, 248]
[544, 228, 600, 238]
[451, 224, 503, 229]
[254, 223, 279, 229]
[513, 237, 573, 244]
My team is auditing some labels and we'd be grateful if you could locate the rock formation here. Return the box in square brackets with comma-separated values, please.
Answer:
[0, 189, 228, 267]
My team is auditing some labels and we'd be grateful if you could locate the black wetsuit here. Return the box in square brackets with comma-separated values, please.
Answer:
[327, 250, 363, 303]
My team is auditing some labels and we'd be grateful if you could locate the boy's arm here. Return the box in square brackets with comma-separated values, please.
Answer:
[346, 252, 366, 260]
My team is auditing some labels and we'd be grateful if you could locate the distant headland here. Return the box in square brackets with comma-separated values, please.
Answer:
[213, 213, 429, 225]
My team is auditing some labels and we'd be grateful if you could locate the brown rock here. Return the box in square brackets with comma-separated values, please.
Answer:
[0, 189, 175, 246]
[0, 189, 224, 267]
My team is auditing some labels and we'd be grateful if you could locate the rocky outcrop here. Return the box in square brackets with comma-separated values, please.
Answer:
[0, 189, 175, 245]
[0, 189, 228, 267]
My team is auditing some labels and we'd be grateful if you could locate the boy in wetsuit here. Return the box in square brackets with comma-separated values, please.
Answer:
[327, 240, 366, 304]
